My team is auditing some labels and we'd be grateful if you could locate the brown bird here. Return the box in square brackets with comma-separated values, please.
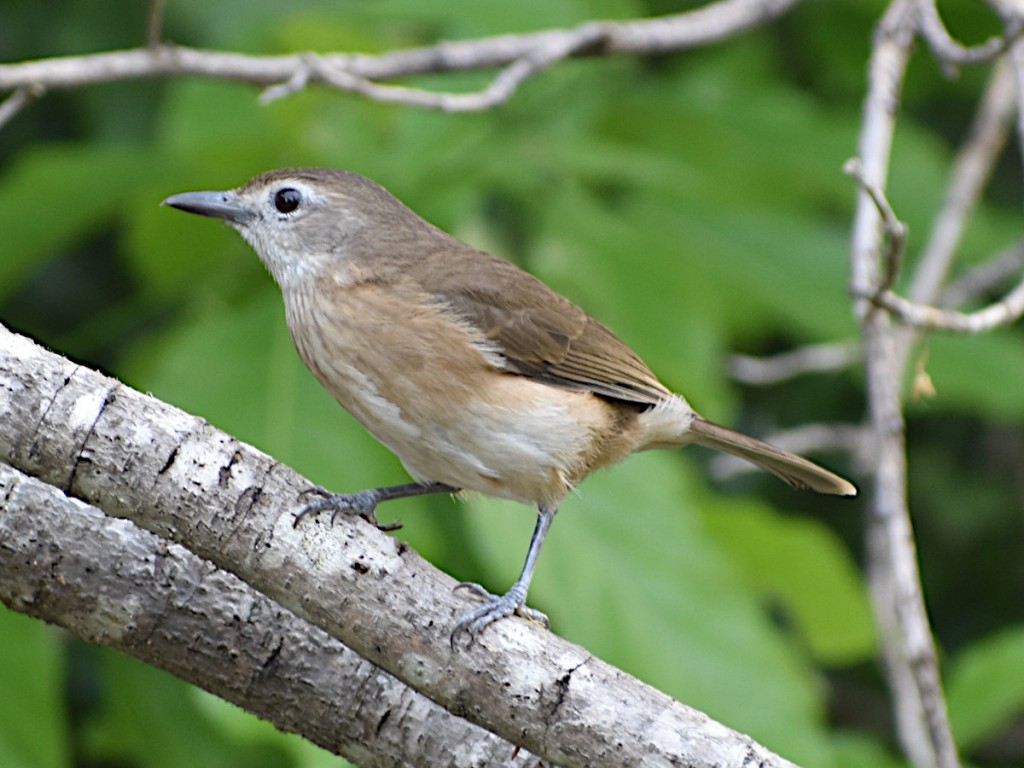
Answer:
[163, 168, 856, 644]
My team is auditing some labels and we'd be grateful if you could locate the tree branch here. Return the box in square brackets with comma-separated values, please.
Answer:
[940, 238, 1024, 307]
[867, 279, 1024, 331]
[0, 86, 42, 130]
[0, 462, 537, 767]
[850, 2, 962, 767]
[908, 55, 1016, 307]
[728, 341, 862, 385]
[918, 1, 1011, 73]
[0, 322, 800, 768]
[0, 0, 802, 115]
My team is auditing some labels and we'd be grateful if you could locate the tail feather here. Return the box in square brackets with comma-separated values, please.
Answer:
[688, 417, 856, 497]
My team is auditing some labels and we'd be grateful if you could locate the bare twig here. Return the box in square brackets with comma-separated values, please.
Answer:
[941, 238, 1024, 306]
[728, 341, 861, 385]
[147, 0, 166, 50]
[1009, 34, 1024, 178]
[909, 56, 1016, 307]
[918, 1, 1009, 74]
[868, 278, 1024, 331]
[261, 24, 608, 112]
[0, 0, 802, 113]
[0, 85, 42, 130]
[851, 2, 961, 767]
[846, 157, 910, 294]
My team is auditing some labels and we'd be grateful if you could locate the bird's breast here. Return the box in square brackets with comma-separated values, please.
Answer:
[281, 280, 638, 506]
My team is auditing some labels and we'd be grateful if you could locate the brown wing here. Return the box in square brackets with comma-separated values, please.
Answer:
[408, 244, 670, 406]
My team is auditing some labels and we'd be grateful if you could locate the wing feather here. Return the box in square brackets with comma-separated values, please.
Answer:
[408, 245, 670, 406]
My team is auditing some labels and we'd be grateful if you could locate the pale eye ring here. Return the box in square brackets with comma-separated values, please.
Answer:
[274, 188, 302, 213]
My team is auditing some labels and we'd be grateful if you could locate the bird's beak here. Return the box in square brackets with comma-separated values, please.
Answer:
[161, 190, 254, 225]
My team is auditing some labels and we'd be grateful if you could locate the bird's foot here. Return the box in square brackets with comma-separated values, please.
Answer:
[450, 581, 549, 647]
[293, 487, 402, 532]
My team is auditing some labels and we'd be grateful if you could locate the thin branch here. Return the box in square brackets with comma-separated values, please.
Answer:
[710, 423, 869, 481]
[846, 156, 910, 294]
[261, 24, 608, 112]
[729, 341, 861, 385]
[851, 3, 962, 767]
[941, 238, 1024, 306]
[909, 55, 1016, 307]
[0, 463, 537, 768]
[853, 53, 1021, 334]
[868, 278, 1024, 331]
[1009, 29, 1024, 179]
[147, 0, 166, 50]
[918, 0, 1010, 74]
[0, 0, 803, 113]
[0, 85, 42, 130]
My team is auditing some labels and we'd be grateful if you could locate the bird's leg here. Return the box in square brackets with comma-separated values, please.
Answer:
[451, 504, 557, 646]
[294, 481, 459, 532]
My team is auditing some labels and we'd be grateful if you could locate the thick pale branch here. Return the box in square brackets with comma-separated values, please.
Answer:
[0, 463, 535, 767]
[0, 0, 801, 113]
[0, 323, 799, 768]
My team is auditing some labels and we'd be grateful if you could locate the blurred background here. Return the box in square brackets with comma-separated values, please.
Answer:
[2, 1, 1023, 766]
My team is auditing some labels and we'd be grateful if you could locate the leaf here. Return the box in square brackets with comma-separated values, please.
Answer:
[698, 496, 875, 665]
[0, 609, 68, 768]
[947, 625, 1024, 750]
[81, 650, 294, 768]
[0, 144, 161, 299]
[922, 333, 1024, 421]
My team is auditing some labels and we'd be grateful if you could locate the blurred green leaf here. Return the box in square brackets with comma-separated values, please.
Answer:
[0, 610, 67, 768]
[82, 650, 294, 768]
[947, 625, 1024, 750]
[699, 497, 875, 665]
[0, 144, 160, 298]
[922, 333, 1024, 421]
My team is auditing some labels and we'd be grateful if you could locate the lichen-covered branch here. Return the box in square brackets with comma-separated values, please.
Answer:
[0, 462, 536, 768]
[0, 323, 800, 768]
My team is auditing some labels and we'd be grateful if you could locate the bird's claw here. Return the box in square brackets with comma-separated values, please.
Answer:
[449, 581, 549, 648]
[293, 487, 402, 531]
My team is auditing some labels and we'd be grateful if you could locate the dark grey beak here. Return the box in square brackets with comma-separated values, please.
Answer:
[161, 190, 254, 225]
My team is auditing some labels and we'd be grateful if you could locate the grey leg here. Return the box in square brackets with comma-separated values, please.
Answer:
[294, 481, 459, 531]
[450, 504, 557, 646]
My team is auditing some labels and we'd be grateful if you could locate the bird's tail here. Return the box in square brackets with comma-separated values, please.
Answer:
[688, 417, 856, 496]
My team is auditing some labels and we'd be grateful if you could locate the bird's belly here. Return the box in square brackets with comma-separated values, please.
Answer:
[323, 360, 612, 506]
[286, 283, 639, 507]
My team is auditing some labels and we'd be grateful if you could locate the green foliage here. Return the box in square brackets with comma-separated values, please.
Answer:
[2, 1, 1022, 766]
[0, 612, 67, 768]
[947, 625, 1024, 751]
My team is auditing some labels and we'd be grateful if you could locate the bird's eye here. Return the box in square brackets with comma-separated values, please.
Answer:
[273, 188, 302, 213]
